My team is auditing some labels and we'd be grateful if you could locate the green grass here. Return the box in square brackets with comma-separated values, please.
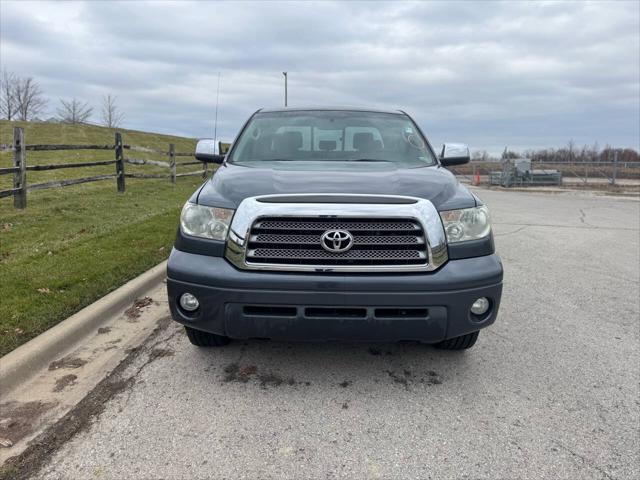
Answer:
[0, 120, 209, 356]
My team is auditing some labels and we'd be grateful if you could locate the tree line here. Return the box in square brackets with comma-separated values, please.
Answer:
[0, 70, 124, 128]
[473, 142, 638, 164]
[3, 69, 638, 164]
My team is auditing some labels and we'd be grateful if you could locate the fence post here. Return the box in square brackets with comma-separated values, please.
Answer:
[202, 161, 208, 179]
[115, 132, 125, 192]
[169, 143, 176, 184]
[13, 127, 27, 209]
[611, 150, 618, 186]
[584, 161, 589, 185]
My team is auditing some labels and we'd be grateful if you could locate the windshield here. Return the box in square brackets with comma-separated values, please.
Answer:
[228, 110, 436, 167]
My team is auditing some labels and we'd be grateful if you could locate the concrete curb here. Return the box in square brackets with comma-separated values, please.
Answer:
[0, 261, 167, 395]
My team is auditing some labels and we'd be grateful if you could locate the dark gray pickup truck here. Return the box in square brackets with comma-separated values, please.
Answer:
[167, 107, 503, 350]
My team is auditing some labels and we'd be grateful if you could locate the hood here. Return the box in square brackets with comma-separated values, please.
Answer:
[196, 161, 476, 211]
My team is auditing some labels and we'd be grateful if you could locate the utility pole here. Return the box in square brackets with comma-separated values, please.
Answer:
[282, 71, 288, 107]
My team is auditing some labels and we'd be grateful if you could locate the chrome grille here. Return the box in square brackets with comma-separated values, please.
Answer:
[251, 233, 422, 245]
[255, 219, 420, 231]
[245, 217, 428, 267]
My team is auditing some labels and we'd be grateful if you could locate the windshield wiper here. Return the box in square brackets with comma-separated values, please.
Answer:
[263, 158, 301, 161]
[254, 158, 394, 163]
[347, 158, 393, 163]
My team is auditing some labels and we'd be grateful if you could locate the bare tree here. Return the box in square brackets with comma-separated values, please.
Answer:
[56, 98, 93, 124]
[0, 70, 19, 120]
[501, 146, 519, 160]
[15, 76, 47, 120]
[100, 94, 124, 128]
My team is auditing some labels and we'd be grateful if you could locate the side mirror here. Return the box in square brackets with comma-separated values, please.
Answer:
[195, 139, 225, 164]
[440, 143, 470, 166]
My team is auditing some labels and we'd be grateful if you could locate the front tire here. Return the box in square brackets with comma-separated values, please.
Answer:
[184, 326, 230, 347]
[434, 331, 479, 350]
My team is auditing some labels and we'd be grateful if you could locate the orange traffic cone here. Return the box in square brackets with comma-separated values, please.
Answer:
[473, 172, 481, 186]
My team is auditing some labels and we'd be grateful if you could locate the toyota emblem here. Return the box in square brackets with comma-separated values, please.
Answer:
[321, 229, 354, 253]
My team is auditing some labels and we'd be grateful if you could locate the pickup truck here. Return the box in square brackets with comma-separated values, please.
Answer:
[167, 107, 503, 350]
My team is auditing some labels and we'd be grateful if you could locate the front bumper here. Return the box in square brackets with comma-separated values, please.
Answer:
[167, 249, 503, 343]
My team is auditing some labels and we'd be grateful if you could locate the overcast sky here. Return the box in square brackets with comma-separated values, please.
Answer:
[1, 0, 639, 154]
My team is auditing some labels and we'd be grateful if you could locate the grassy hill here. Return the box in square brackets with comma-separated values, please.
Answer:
[0, 121, 209, 356]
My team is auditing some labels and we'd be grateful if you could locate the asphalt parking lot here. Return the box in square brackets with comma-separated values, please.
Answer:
[28, 188, 640, 479]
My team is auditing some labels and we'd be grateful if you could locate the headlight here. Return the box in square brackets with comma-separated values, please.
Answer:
[180, 202, 234, 241]
[439, 205, 491, 243]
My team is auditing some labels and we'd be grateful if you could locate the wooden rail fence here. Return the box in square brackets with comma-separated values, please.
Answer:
[0, 127, 208, 209]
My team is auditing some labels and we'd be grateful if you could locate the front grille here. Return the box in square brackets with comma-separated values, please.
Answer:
[245, 217, 428, 267]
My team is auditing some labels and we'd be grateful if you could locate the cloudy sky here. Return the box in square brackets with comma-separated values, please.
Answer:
[1, 0, 638, 154]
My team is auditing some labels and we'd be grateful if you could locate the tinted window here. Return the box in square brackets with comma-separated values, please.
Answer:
[229, 110, 436, 167]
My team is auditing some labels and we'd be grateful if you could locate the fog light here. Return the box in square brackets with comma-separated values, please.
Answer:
[470, 297, 490, 316]
[179, 293, 199, 312]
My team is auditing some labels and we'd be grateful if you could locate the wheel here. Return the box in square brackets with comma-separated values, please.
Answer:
[434, 331, 479, 350]
[184, 326, 230, 347]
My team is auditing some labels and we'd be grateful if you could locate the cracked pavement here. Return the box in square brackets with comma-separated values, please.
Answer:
[9, 188, 640, 479]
